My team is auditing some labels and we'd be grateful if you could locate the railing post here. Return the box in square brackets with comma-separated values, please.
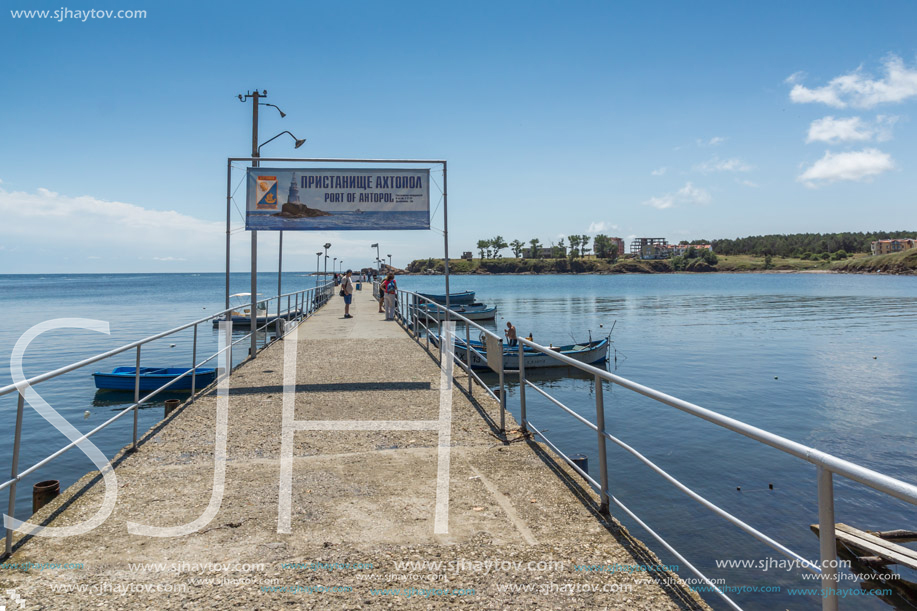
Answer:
[412, 295, 418, 337]
[227, 320, 233, 374]
[5, 392, 25, 558]
[518, 342, 527, 433]
[133, 345, 140, 449]
[498, 339, 506, 433]
[250, 295, 258, 360]
[466, 324, 472, 395]
[595, 374, 610, 514]
[191, 324, 198, 399]
[817, 466, 839, 611]
[425, 309, 430, 351]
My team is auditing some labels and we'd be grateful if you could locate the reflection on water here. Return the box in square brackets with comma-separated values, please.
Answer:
[1, 272, 915, 610]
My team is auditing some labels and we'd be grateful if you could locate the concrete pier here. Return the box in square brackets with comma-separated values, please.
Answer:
[0, 288, 708, 609]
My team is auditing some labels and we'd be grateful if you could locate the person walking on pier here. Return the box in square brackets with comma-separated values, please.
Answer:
[342, 270, 354, 318]
[382, 272, 397, 320]
[505, 321, 517, 347]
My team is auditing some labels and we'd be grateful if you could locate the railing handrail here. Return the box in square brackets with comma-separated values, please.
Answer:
[0, 283, 334, 399]
[390, 297, 914, 610]
[395, 287, 502, 342]
[515, 337, 917, 506]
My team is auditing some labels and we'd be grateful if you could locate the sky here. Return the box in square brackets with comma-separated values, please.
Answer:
[1, 0, 917, 273]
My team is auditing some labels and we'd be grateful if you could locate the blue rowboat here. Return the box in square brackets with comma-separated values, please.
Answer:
[413, 305, 497, 321]
[434, 337, 609, 370]
[92, 367, 217, 391]
[416, 290, 476, 305]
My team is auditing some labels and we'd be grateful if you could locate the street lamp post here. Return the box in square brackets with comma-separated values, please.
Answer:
[257, 131, 305, 310]
[323, 242, 331, 285]
[371, 243, 380, 272]
[387, 254, 392, 268]
[238, 89, 267, 360]
[315, 252, 322, 287]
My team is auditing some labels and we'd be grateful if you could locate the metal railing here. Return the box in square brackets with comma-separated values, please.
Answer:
[384, 286, 508, 432]
[1, 281, 333, 557]
[383, 291, 917, 611]
[510, 337, 917, 611]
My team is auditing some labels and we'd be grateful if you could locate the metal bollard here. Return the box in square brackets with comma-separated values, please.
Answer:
[164, 399, 180, 417]
[33, 480, 60, 514]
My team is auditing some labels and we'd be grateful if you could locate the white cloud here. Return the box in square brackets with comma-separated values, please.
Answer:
[587, 221, 619, 234]
[643, 182, 711, 209]
[797, 148, 895, 186]
[694, 157, 753, 173]
[651, 167, 667, 176]
[806, 115, 898, 143]
[738, 179, 759, 188]
[788, 55, 917, 109]
[677, 182, 712, 204]
[696, 136, 726, 147]
[0, 185, 413, 272]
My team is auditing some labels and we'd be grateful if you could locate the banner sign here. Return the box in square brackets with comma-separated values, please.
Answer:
[246, 168, 430, 231]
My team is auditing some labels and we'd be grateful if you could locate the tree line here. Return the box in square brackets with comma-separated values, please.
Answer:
[710, 231, 915, 257]
[475, 235, 619, 260]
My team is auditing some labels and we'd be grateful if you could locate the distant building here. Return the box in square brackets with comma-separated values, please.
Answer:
[630, 238, 669, 260]
[609, 237, 626, 257]
[461, 251, 473, 260]
[871, 239, 917, 255]
[668, 243, 713, 257]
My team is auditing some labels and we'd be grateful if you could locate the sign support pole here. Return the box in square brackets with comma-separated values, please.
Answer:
[442, 161, 450, 319]
[225, 159, 232, 311]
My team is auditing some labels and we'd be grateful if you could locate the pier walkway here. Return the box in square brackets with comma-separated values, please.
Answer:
[1, 288, 706, 609]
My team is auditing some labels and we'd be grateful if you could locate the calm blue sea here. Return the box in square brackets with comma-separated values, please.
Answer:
[1, 272, 915, 610]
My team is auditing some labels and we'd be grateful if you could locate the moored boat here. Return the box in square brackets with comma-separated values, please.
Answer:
[212, 293, 302, 327]
[92, 367, 217, 391]
[441, 337, 609, 370]
[416, 290, 476, 305]
[415, 305, 497, 321]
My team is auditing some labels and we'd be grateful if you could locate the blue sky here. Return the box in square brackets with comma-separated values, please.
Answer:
[2, 0, 916, 272]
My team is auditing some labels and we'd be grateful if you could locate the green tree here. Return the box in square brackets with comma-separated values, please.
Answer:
[491, 235, 508, 258]
[528, 238, 542, 259]
[580, 235, 592, 257]
[593, 234, 612, 258]
[608, 242, 619, 262]
[476, 239, 488, 259]
[556, 237, 566, 258]
[685, 246, 699, 259]
[702, 249, 718, 265]
[510, 239, 525, 258]
[568, 235, 582, 259]
[764, 254, 774, 269]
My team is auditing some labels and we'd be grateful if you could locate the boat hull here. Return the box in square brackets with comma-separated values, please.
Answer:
[211, 309, 302, 327]
[413, 305, 497, 321]
[92, 367, 217, 391]
[444, 338, 609, 370]
[416, 291, 476, 305]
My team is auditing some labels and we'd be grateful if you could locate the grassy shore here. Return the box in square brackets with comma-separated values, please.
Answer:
[407, 251, 916, 275]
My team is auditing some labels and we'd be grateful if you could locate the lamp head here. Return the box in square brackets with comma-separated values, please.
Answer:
[294, 138, 305, 148]
[324, 242, 332, 249]
[279, 110, 287, 118]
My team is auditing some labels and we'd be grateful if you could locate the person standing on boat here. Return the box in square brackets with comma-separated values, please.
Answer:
[505, 321, 517, 347]
[342, 270, 354, 319]
[382, 272, 397, 320]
